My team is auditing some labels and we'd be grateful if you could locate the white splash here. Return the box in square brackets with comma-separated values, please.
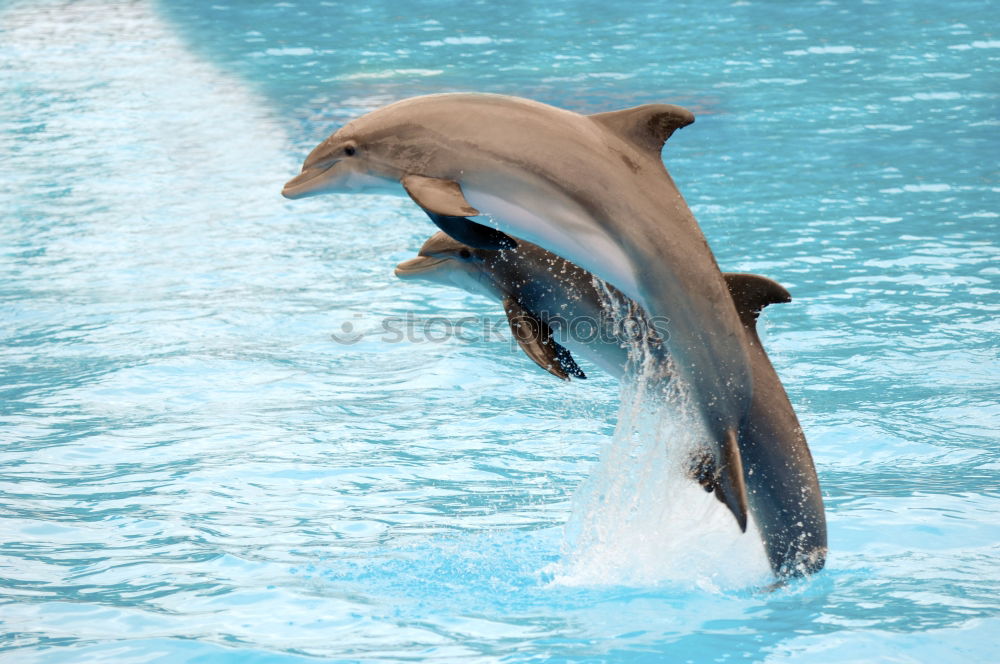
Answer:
[549, 288, 772, 591]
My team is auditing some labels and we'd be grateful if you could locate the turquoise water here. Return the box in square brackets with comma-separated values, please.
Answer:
[1, 0, 998, 661]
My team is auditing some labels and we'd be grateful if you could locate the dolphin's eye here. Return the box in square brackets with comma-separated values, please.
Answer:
[459, 249, 472, 259]
[344, 145, 356, 157]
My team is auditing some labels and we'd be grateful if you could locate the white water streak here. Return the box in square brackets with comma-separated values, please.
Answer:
[552, 285, 772, 590]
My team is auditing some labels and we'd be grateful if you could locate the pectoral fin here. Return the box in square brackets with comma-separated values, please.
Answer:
[503, 297, 586, 381]
[401, 175, 516, 250]
[402, 174, 480, 217]
[687, 429, 749, 532]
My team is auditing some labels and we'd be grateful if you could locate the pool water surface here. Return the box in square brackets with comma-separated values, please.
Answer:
[1, 0, 997, 662]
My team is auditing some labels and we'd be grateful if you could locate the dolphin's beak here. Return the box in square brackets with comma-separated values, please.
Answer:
[282, 139, 342, 199]
[394, 256, 448, 279]
[282, 165, 336, 199]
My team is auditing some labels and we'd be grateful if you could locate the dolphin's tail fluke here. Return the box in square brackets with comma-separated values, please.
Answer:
[690, 428, 749, 532]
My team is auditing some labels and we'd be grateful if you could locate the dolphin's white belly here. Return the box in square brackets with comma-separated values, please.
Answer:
[464, 187, 641, 303]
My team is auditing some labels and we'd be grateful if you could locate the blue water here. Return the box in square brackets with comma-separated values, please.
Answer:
[1, 0, 997, 661]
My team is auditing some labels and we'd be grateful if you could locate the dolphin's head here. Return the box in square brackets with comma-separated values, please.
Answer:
[394, 232, 501, 298]
[282, 95, 475, 200]
[282, 119, 400, 198]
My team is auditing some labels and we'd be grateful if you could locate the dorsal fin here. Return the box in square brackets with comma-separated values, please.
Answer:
[723, 273, 792, 330]
[589, 104, 695, 155]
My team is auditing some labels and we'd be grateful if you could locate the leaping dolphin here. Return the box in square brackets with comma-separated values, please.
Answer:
[396, 232, 827, 576]
[395, 230, 654, 380]
[282, 93, 791, 559]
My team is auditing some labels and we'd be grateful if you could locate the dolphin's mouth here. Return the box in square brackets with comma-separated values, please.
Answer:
[282, 164, 335, 199]
[394, 256, 448, 279]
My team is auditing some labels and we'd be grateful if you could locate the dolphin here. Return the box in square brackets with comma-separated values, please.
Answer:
[395, 231, 652, 380]
[396, 232, 827, 576]
[282, 93, 797, 558]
